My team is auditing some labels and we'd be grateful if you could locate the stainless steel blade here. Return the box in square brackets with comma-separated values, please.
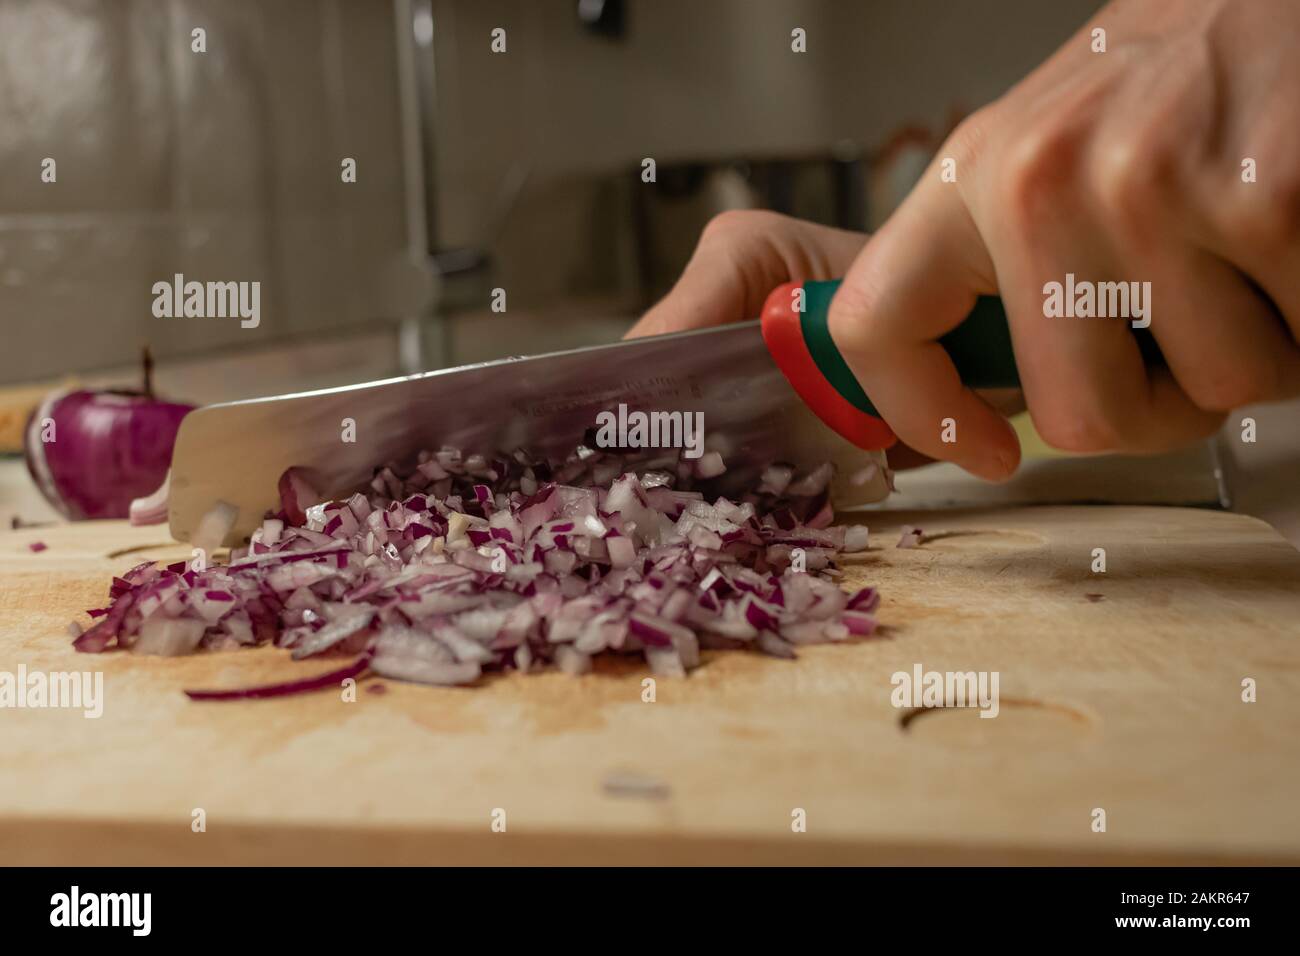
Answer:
[168, 320, 889, 543]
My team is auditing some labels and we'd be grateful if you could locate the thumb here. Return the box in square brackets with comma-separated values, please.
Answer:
[627, 211, 867, 339]
[827, 162, 1021, 481]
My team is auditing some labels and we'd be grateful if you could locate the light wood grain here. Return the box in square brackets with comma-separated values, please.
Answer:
[1, 507, 1298, 865]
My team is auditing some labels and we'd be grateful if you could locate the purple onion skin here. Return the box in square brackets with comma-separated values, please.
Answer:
[25, 389, 194, 520]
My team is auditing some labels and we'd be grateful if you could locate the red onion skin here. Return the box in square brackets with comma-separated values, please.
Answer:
[25, 389, 193, 521]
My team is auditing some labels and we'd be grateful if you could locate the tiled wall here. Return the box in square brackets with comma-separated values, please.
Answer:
[0, 0, 409, 384]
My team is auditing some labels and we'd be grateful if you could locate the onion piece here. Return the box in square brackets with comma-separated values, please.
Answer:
[756, 631, 797, 659]
[555, 644, 592, 675]
[758, 463, 794, 496]
[842, 525, 869, 552]
[132, 616, 206, 656]
[897, 526, 924, 549]
[192, 500, 239, 555]
[371, 655, 481, 686]
[786, 463, 833, 497]
[185, 654, 371, 701]
[290, 606, 376, 660]
[694, 451, 726, 479]
[278, 468, 320, 525]
[129, 470, 172, 526]
[645, 645, 686, 678]
[849, 463, 879, 487]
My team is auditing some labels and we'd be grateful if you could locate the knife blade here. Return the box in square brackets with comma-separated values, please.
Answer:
[168, 319, 890, 543]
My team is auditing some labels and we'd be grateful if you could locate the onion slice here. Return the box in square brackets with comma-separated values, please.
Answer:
[129, 470, 171, 526]
[185, 654, 371, 701]
[192, 500, 239, 555]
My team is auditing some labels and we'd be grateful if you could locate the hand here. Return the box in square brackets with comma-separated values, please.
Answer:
[625, 210, 993, 470]
[631, 0, 1300, 481]
[827, 0, 1300, 479]
[626, 209, 868, 338]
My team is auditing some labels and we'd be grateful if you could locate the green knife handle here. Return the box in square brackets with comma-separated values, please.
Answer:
[800, 278, 1166, 418]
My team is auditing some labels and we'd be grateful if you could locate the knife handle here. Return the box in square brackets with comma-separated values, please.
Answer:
[761, 279, 1165, 452]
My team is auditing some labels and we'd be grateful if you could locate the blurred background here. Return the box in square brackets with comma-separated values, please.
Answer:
[2, 0, 1296, 540]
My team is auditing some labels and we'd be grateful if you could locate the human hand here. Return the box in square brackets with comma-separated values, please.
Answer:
[632, 0, 1300, 481]
[826, 0, 1300, 479]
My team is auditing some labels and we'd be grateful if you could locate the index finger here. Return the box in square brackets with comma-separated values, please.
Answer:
[826, 157, 1022, 480]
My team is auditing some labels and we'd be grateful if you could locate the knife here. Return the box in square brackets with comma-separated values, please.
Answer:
[168, 306, 890, 544]
[169, 279, 1166, 544]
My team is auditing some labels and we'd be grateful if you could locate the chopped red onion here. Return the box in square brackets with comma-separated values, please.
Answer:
[755, 631, 797, 659]
[849, 463, 879, 486]
[74, 442, 882, 695]
[28, 541, 48, 553]
[129, 471, 172, 526]
[757, 463, 793, 496]
[785, 462, 833, 497]
[645, 645, 686, 677]
[278, 468, 320, 526]
[133, 616, 206, 656]
[897, 525, 924, 549]
[842, 525, 869, 552]
[694, 451, 726, 479]
[555, 644, 592, 675]
[192, 500, 239, 556]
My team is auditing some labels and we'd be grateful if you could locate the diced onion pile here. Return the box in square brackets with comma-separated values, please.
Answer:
[73, 446, 880, 696]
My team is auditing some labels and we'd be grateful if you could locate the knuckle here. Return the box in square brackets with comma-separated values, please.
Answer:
[1031, 407, 1123, 454]
[699, 208, 777, 243]
[1093, 136, 1167, 225]
[994, 122, 1079, 227]
[1220, 169, 1300, 250]
[946, 109, 996, 171]
[1185, 362, 1279, 411]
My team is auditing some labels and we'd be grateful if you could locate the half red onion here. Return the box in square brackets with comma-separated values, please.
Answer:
[25, 352, 193, 521]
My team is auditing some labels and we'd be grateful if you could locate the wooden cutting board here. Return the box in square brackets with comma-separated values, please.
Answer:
[2, 506, 1298, 865]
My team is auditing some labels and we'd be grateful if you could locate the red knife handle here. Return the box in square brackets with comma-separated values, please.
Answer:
[761, 280, 898, 451]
